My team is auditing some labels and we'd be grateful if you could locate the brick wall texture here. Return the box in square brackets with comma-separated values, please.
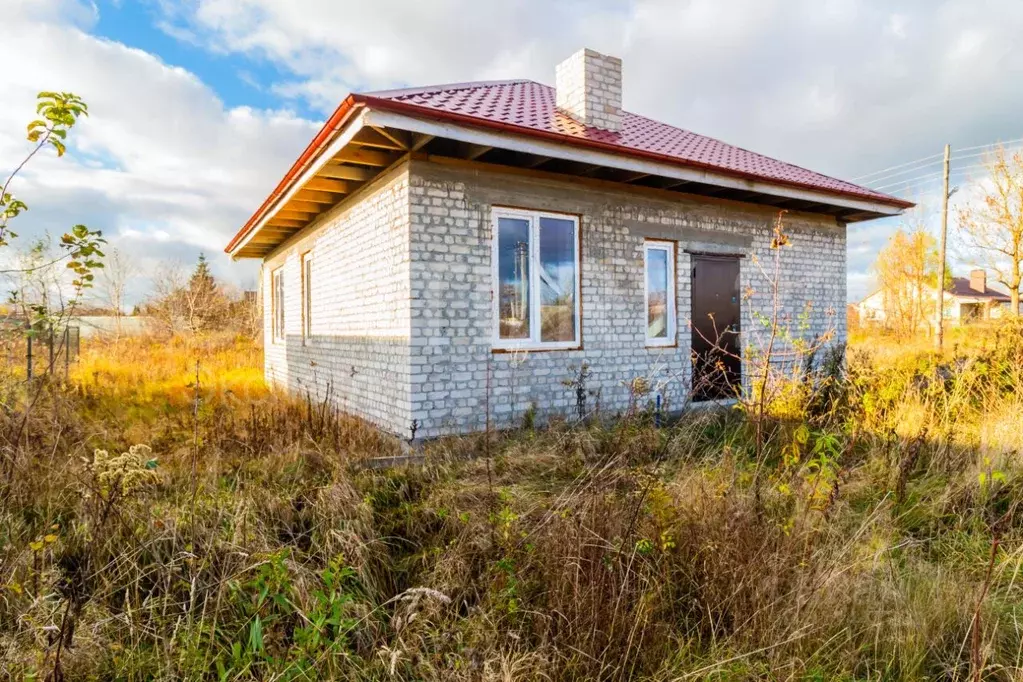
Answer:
[262, 164, 413, 433]
[263, 159, 846, 439]
[555, 48, 623, 132]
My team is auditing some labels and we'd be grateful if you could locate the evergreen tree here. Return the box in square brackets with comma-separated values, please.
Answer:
[189, 253, 216, 293]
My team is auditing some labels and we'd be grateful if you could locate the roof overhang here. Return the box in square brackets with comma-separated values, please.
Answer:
[226, 98, 911, 259]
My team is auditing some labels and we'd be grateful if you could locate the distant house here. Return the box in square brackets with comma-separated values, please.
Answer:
[225, 48, 910, 438]
[72, 315, 153, 339]
[859, 269, 1016, 327]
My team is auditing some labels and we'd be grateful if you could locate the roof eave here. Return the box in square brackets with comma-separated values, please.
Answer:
[227, 92, 911, 258]
[358, 94, 913, 212]
[225, 95, 364, 256]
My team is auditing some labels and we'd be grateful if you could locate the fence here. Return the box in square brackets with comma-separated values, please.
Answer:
[25, 326, 80, 379]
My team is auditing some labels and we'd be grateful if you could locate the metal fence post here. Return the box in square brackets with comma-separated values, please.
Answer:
[26, 334, 33, 380]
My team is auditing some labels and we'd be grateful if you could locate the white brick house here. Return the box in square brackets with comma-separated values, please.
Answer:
[225, 48, 911, 439]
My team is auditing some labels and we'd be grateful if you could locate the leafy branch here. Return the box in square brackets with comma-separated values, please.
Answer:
[1, 92, 105, 333]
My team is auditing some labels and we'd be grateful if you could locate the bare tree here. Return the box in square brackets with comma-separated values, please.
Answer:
[958, 147, 1023, 316]
[145, 255, 233, 335]
[101, 247, 137, 337]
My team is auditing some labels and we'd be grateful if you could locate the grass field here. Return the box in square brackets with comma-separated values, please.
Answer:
[2, 326, 1023, 680]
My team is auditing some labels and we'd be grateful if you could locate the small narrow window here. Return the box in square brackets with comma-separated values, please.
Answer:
[493, 208, 580, 349]
[301, 252, 312, 340]
[271, 267, 285, 343]
[644, 241, 676, 346]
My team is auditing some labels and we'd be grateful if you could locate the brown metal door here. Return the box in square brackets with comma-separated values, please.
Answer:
[691, 255, 741, 401]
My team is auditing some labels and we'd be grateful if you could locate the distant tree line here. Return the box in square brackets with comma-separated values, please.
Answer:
[143, 253, 260, 337]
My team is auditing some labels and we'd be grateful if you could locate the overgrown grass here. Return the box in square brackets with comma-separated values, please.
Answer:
[2, 328, 1023, 680]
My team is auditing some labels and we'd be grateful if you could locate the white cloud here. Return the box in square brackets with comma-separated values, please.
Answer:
[6, 0, 1023, 304]
[0, 0, 318, 299]
[886, 13, 910, 38]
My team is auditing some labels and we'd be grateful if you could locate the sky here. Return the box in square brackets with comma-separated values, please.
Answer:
[3, 0, 1023, 303]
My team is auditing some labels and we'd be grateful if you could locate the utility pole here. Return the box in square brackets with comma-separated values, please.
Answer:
[936, 143, 950, 351]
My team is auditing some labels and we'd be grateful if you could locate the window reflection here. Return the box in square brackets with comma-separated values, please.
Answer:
[539, 217, 577, 342]
[498, 217, 531, 339]
[647, 247, 669, 339]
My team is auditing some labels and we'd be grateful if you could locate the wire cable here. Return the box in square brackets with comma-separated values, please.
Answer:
[853, 136, 1023, 187]
[851, 151, 945, 181]
[872, 162, 990, 192]
[860, 146, 1022, 187]
[952, 136, 1023, 154]
[860, 158, 945, 186]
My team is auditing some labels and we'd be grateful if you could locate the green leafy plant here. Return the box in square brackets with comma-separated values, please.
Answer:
[2, 91, 105, 341]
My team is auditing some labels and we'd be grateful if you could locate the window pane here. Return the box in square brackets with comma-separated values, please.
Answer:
[303, 257, 312, 337]
[647, 247, 669, 339]
[539, 217, 577, 342]
[497, 217, 531, 339]
[274, 272, 285, 340]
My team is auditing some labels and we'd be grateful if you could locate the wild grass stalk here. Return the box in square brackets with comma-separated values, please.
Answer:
[0, 327, 1021, 679]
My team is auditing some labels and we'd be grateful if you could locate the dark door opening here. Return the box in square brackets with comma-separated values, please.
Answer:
[691, 255, 741, 401]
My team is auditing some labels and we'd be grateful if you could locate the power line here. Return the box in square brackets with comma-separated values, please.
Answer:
[861, 158, 945, 186]
[853, 136, 1023, 187]
[852, 151, 944, 181]
[860, 145, 1023, 187]
[872, 162, 989, 192]
[943, 145, 1023, 165]
[951, 136, 1023, 154]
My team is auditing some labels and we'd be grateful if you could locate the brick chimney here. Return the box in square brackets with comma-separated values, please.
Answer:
[555, 48, 622, 132]
[970, 269, 987, 293]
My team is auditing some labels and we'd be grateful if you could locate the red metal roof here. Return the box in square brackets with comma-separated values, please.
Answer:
[361, 79, 911, 208]
[227, 78, 911, 255]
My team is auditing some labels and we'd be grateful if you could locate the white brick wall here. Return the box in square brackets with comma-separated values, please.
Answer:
[407, 160, 846, 438]
[555, 48, 623, 132]
[262, 163, 413, 436]
[262, 158, 846, 440]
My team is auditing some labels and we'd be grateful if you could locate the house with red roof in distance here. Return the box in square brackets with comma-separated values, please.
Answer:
[225, 48, 911, 439]
[858, 269, 1018, 329]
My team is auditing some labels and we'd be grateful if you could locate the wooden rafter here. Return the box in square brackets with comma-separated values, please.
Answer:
[619, 171, 650, 183]
[334, 147, 395, 167]
[295, 188, 343, 205]
[352, 127, 406, 151]
[574, 163, 605, 176]
[253, 228, 297, 238]
[465, 143, 493, 160]
[411, 133, 436, 151]
[305, 177, 351, 193]
[277, 209, 319, 221]
[267, 218, 308, 229]
[318, 164, 376, 181]
[369, 126, 410, 149]
[286, 199, 326, 213]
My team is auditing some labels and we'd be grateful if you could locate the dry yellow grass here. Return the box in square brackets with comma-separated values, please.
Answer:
[72, 333, 267, 406]
[0, 325, 1022, 680]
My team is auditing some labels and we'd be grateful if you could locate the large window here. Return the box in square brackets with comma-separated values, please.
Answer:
[271, 267, 285, 343]
[493, 208, 580, 349]
[644, 241, 676, 346]
[301, 252, 312, 340]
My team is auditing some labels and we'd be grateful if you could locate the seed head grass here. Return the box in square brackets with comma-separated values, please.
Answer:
[1, 326, 1022, 680]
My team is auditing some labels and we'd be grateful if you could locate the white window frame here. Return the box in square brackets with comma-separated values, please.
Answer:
[301, 252, 313, 342]
[644, 240, 676, 347]
[271, 266, 285, 344]
[491, 206, 581, 351]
